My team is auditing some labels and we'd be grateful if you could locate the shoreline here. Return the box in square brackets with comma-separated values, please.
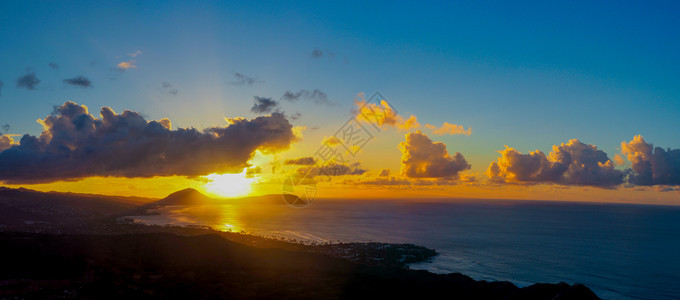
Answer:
[0, 230, 600, 299]
[0, 187, 603, 298]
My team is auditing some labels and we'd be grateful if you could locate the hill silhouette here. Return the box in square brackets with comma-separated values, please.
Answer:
[0, 187, 156, 228]
[151, 188, 299, 206]
[155, 188, 214, 206]
[0, 232, 600, 299]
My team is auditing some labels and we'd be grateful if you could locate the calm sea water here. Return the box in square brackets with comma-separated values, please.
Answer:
[130, 199, 680, 300]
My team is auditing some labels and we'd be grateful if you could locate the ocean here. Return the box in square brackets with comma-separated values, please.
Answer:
[130, 199, 680, 299]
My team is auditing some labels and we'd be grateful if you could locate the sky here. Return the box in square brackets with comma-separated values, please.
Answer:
[1, 1, 680, 204]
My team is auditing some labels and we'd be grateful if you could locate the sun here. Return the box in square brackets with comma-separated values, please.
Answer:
[204, 168, 258, 198]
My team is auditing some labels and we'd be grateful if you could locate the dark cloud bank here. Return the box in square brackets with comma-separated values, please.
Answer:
[0, 101, 297, 183]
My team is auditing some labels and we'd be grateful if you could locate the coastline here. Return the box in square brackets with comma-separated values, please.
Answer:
[0, 187, 602, 298]
[0, 228, 600, 299]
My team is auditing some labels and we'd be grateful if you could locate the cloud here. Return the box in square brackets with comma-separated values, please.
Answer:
[425, 122, 472, 136]
[298, 162, 366, 177]
[0, 101, 297, 183]
[291, 112, 301, 120]
[250, 96, 279, 114]
[311, 48, 324, 58]
[487, 139, 624, 187]
[16, 72, 40, 90]
[322, 136, 341, 146]
[340, 173, 472, 187]
[284, 157, 316, 165]
[113, 51, 141, 71]
[48, 62, 59, 70]
[311, 48, 334, 59]
[399, 131, 470, 178]
[0, 135, 13, 152]
[354, 95, 471, 135]
[63, 76, 92, 88]
[399, 115, 421, 131]
[621, 135, 680, 186]
[487, 147, 565, 183]
[230, 73, 262, 85]
[127, 50, 142, 57]
[355, 98, 420, 130]
[341, 176, 412, 186]
[115, 60, 137, 71]
[161, 81, 178, 95]
[613, 153, 626, 166]
[245, 166, 262, 178]
[378, 168, 390, 177]
[0, 124, 13, 152]
[282, 89, 333, 105]
[1, 124, 14, 151]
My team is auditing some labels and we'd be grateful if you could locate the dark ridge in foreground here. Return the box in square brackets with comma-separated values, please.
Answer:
[0, 233, 599, 299]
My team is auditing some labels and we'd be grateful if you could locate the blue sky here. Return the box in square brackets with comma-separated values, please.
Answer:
[1, 1, 680, 196]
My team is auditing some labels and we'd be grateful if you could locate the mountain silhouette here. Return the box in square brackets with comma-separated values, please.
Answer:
[156, 188, 214, 206]
[153, 188, 299, 206]
[0, 186, 156, 227]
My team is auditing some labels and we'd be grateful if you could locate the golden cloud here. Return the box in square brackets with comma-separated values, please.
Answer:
[487, 139, 624, 187]
[399, 131, 470, 179]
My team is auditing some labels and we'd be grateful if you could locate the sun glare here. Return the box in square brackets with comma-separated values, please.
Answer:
[204, 168, 258, 198]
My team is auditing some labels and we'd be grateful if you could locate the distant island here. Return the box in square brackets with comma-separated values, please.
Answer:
[0, 187, 600, 299]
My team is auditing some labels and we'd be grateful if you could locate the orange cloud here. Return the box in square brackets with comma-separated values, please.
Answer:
[116, 60, 137, 70]
[487, 139, 624, 187]
[398, 115, 421, 130]
[613, 153, 626, 166]
[297, 162, 366, 178]
[621, 135, 652, 167]
[0, 135, 13, 151]
[354, 95, 470, 135]
[322, 135, 341, 146]
[338, 172, 475, 187]
[284, 156, 316, 165]
[425, 122, 472, 136]
[621, 135, 680, 186]
[245, 166, 262, 178]
[127, 50, 142, 57]
[354, 98, 420, 130]
[399, 131, 470, 179]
